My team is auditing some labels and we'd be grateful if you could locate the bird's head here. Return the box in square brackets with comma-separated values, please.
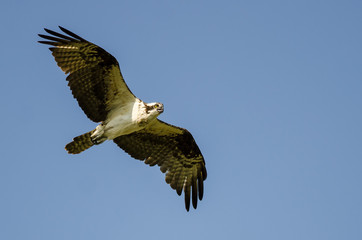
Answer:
[145, 102, 164, 117]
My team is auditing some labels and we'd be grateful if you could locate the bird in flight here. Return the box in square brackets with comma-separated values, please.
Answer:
[38, 26, 207, 211]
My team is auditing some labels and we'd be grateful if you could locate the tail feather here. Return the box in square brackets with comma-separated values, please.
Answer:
[65, 130, 95, 154]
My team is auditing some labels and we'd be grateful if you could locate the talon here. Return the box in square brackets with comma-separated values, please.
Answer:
[91, 136, 106, 145]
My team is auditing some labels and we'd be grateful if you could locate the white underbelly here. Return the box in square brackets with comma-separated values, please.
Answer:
[93, 98, 149, 140]
[102, 114, 143, 139]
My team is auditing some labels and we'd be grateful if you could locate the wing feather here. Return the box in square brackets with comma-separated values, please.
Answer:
[184, 183, 191, 211]
[113, 119, 207, 211]
[38, 26, 136, 122]
[44, 28, 77, 41]
[58, 26, 86, 40]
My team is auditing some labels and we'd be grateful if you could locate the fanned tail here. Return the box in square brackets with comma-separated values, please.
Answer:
[65, 130, 95, 154]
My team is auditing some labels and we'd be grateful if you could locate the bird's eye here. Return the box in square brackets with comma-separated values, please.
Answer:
[154, 104, 159, 108]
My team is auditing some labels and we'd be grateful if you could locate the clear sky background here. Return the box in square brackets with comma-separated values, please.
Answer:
[1, 1, 361, 239]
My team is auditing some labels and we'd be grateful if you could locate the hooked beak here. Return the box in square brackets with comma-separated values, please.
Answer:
[157, 105, 164, 113]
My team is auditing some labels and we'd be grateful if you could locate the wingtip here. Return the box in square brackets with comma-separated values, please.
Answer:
[185, 205, 190, 212]
[57, 26, 86, 41]
[176, 188, 182, 196]
[43, 28, 52, 35]
[58, 26, 68, 34]
[58, 26, 69, 33]
[192, 198, 198, 210]
[203, 167, 207, 180]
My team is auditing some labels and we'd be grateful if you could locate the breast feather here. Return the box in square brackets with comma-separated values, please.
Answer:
[103, 100, 142, 139]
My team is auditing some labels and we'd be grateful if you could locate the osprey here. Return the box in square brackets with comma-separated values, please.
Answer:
[38, 26, 207, 211]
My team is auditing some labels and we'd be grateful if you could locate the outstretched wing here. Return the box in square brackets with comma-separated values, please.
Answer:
[113, 119, 207, 211]
[38, 26, 136, 122]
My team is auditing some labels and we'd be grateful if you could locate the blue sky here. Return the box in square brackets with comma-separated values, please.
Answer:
[1, 1, 362, 239]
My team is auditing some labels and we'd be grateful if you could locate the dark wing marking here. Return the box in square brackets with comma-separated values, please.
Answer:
[38, 26, 136, 122]
[113, 119, 207, 211]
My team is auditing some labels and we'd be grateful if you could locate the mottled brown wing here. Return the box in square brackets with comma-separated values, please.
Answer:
[113, 119, 207, 211]
[38, 26, 136, 122]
